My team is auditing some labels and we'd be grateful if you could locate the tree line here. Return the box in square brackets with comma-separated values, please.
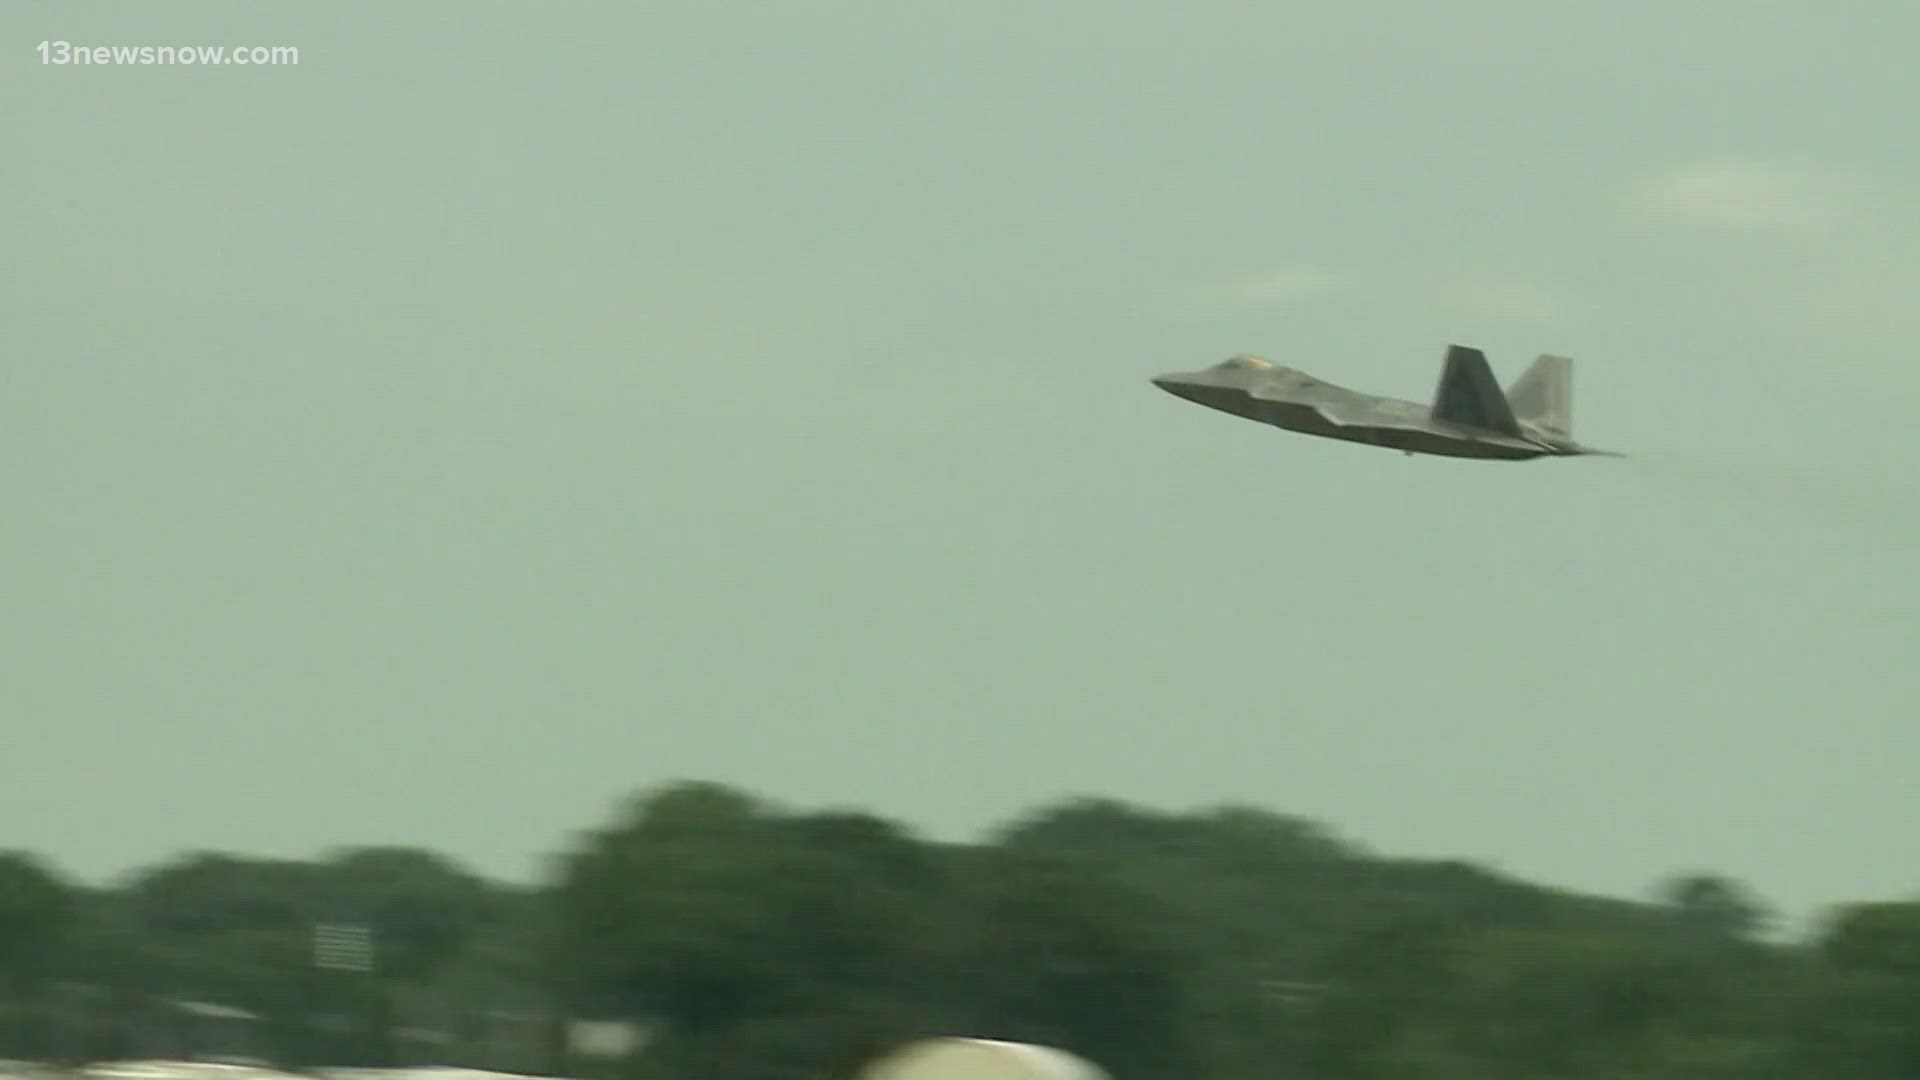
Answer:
[2, 781, 1918, 1080]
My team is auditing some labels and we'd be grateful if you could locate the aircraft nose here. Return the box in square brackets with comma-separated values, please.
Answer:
[1151, 373, 1199, 407]
[1151, 372, 1207, 404]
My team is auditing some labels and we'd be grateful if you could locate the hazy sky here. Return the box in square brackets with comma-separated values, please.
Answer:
[7, 3, 1916, 931]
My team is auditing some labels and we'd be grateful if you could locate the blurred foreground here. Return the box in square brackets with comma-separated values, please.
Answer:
[4, 781, 1919, 1080]
[0, 1064, 559, 1080]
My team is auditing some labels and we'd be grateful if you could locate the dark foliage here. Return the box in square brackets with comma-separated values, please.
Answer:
[3, 786, 1912, 1080]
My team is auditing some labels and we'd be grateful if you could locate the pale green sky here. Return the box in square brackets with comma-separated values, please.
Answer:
[6, 3, 1916, 930]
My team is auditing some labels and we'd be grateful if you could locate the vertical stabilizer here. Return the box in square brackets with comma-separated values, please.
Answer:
[1431, 345, 1522, 435]
[1507, 354, 1572, 436]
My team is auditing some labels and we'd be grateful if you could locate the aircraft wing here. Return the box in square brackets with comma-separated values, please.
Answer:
[1305, 390, 1432, 431]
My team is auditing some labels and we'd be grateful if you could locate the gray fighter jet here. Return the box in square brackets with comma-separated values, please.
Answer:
[1151, 345, 1618, 460]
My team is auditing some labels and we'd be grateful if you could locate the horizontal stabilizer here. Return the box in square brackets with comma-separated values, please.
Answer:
[1431, 345, 1521, 436]
[1507, 354, 1573, 436]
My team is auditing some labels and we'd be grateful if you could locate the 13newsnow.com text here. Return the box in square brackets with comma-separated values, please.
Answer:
[37, 41, 301, 66]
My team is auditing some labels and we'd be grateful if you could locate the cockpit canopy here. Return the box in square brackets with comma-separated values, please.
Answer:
[1214, 355, 1274, 372]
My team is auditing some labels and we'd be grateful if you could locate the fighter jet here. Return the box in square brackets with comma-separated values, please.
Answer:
[1150, 345, 1618, 460]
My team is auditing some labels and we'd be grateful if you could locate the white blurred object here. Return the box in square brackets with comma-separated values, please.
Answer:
[79, 1064, 299, 1080]
[566, 1020, 645, 1059]
[854, 1039, 1108, 1080]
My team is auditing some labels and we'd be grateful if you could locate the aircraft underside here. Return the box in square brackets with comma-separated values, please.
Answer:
[1254, 399, 1548, 460]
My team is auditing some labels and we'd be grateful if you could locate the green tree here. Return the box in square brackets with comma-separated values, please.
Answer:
[1308, 916, 1462, 1080]
[313, 846, 507, 1066]
[0, 852, 77, 1058]
[118, 853, 323, 1063]
[947, 845, 1201, 1080]
[1658, 874, 1768, 943]
[553, 783, 941, 1080]
[317, 847, 494, 983]
[994, 799, 1355, 1080]
[1796, 902, 1920, 1078]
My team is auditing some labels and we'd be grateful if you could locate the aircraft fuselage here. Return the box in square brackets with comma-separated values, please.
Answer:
[1151, 351, 1612, 460]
